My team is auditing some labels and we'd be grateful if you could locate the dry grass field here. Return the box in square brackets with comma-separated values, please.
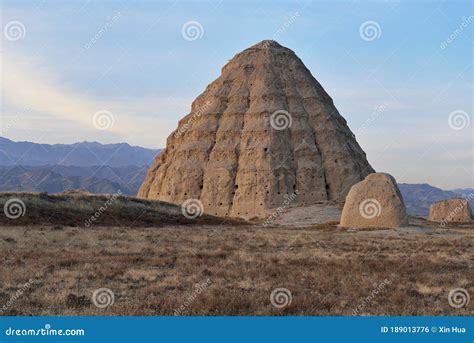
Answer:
[0, 195, 472, 316]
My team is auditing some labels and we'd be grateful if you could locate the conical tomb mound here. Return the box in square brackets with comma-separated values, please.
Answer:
[138, 40, 374, 218]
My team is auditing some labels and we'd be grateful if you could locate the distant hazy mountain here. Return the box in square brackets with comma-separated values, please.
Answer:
[451, 188, 474, 197]
[0, 165, 148, 195]
[48, 165, 149, 193]
[0, 166, 127, 194]
[0, 137, 160, 167]
[1, 136, 471, 211]
[398, 183, 473, 217]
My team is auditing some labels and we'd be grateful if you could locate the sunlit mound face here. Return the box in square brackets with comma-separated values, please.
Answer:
[138, 40, 374, 218]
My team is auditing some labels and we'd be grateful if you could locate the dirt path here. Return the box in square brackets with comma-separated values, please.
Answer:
[269, 203, 342, 227]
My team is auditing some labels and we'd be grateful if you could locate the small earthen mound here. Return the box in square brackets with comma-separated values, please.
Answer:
[428, 198, 472, 224]
[340, 173, 407, 229]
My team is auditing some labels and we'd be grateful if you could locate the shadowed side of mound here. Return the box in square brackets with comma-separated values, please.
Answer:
[0, 192, 242, 227]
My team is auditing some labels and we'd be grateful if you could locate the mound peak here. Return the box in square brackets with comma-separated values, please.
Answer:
[251, 40, 283, 48]
[138, 41, 374, 218]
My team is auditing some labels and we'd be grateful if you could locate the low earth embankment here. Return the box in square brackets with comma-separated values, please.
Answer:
[0, 192, 235, 227]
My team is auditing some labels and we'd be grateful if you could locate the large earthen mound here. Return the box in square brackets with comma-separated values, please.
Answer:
[138, 40, 374, 218]
[428, 198, 472, 224]
[340, 173, 407, 228]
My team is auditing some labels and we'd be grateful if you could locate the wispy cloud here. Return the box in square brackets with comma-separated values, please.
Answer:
[1, 52, 189, 147]
[2, 52, 139, 135]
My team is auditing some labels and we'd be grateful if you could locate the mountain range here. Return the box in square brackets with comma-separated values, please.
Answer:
[0, 137, 159, 167]
[0, 137, 471, 216]
[0, 165, 147, 195]
[0, 137, 160, 195]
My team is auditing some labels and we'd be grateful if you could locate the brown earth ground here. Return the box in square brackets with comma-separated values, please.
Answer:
[0, 194, 473, 316]
[0, 193, 474, 315]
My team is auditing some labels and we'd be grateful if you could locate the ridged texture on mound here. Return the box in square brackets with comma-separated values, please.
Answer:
[428, 198, 472, 223]
[138, 40, 374, 218]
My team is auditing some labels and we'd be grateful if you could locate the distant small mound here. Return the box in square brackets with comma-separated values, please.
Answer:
[428, 198, 472, 224]
[0, 192, 241, 227]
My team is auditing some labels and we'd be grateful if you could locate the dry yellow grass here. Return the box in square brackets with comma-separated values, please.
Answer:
[1, 221, 472, 316]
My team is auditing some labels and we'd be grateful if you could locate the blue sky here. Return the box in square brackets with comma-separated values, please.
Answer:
[1, 0, 472, 188]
